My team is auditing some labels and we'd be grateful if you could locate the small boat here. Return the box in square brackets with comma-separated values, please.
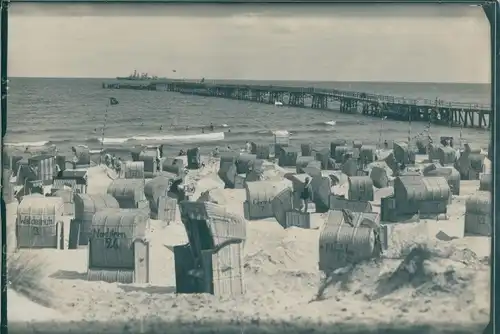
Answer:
[274, 101, 284, 107]
[325, 121, 336, 126]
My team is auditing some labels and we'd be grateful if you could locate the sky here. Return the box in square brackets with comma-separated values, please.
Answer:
[8, 3, 491, 83]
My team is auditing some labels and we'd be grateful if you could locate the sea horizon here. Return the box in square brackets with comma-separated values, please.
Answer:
[8, 76, 491, 86]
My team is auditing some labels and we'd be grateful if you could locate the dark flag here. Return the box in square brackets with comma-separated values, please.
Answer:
[109, 97, 119, 106]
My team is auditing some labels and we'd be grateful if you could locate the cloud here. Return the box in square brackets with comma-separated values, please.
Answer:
[8, 4, 490, 83]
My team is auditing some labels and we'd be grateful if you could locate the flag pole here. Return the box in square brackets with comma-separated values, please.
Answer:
[378, 116, 386, 149]
[100, 99, 109, 165]
[378, 119, 383, 149]
[460, 123, 463, 150]
[407, 108, 412, 149]
[427, 98, 438, 154]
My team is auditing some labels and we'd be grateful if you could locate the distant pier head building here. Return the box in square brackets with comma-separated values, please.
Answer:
[102, 79, 491, 130]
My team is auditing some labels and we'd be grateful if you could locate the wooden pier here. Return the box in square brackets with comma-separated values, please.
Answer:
[102, 79, 491, 130]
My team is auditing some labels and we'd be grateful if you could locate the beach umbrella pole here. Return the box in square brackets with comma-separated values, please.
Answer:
[100, 102, 109, 164]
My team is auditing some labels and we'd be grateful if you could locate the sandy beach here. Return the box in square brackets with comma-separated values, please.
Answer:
[5, 151, 490, 334]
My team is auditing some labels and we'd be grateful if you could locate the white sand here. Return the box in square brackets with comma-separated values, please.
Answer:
[7, 161, 490, 332]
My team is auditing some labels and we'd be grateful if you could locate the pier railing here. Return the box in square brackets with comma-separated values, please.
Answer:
[102, 79, 491, 128]
[193, 83, 490, 111]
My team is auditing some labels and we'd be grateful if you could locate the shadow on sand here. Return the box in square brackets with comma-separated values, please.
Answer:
[48, 272, 177, 294]
[117, 284, 176, 294]
[9, 319, 487, 334]
[48, 270, 88, 280]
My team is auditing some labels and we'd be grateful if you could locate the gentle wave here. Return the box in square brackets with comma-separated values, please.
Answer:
[7, 129, 29, 135]
[308, 120, 365, 127]
[5, 127, 346, 149]
[98, 132, 225, 144]
[168, 123, 244, 130]
[5, 140, 50, 147]
[224, 127, 339, 137]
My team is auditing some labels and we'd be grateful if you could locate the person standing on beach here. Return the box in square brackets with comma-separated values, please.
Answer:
[301, 177, 312, 213]
[54, 163, 61, 179]
[245, 141, 252, 153]
[104, 154, 111, 167]
[362, 155, 369, 170]
[159, 145, 164, 158]
[212, 147, 220, 158]
[115, 158, 122, 176]
[156, 157, 161, 172]
[209, 123, 214, 131]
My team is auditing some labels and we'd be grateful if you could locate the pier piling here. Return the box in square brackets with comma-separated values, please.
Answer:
[102, 79, 491, 130]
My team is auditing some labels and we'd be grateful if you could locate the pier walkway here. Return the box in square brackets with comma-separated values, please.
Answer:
[102, 79, 491, 130]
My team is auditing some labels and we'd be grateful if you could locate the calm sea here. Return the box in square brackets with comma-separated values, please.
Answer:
[5, 78, 491, 158]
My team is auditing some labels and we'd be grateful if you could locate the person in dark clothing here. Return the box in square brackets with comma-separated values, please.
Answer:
[362, 156, 369, 169]
[115, 157, 122, 175]
[156, 157, 161, 172]
[212, 147, 220, 158]
[384, 140, 389, 149]
[301, 177, 312, 213]
[71, 156, 78, 170]
[159, 145, 164, 158]
[169, 178, 184, 200]
[343, 152, 352, 164]
[209, 123, 214, 131]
